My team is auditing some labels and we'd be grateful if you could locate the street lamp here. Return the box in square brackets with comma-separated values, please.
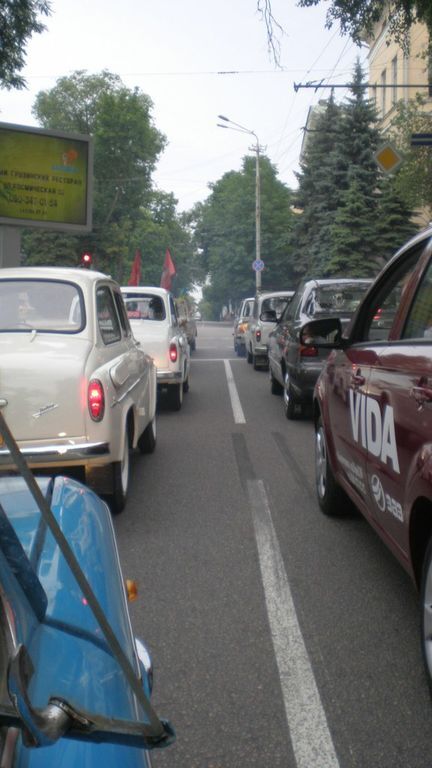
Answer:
[217, 115, 262, 292]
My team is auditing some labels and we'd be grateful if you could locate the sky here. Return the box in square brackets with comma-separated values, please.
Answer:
[0, 0, 368, 213]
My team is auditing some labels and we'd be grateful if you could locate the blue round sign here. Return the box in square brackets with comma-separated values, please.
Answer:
[252, 259, 264, 272]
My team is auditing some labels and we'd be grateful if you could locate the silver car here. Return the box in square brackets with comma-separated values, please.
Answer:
[245, 290, 294, 369]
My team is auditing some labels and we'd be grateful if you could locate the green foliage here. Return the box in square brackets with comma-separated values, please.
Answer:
[295, 0, 432, 48]
[0, 0, 50, 89]
[25, 71, 197, 291]
[191, 155, 295, 317]
[389, 96, 432, 215]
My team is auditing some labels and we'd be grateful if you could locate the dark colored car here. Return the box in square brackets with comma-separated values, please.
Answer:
[267, 278, 372, 418]
[306, 225, 432, 687]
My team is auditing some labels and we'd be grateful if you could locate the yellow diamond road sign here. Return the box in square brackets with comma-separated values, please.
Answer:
[374, 143, 403, 173]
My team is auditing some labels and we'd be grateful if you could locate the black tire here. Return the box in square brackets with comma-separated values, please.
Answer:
[247, 347, 253, 364]
[270, 368, 283, 395]
[168, 382, 183, 410]
[138, 415, 157, 454]
[183, 369, 190, 393]
[315, 416, 348, 516]
[421, 537, 432, 690]
[283, 372, 300, 420]
[110, 428, 130, 514]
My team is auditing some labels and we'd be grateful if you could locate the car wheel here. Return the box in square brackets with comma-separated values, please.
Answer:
[183, 366, 190, 393]
[283, 372, 299, 419]
[168, 382, 183, 410]
[111, 428, 130, 514]
[247, 346, 253, 364]
[270, 368, 283, 395]
[315, 416, 348, 516]
[138, 415, 157, 454]
[421, 538, 432, 689]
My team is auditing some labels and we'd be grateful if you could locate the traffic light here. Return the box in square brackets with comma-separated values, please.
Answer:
[80, 251, 92, 269]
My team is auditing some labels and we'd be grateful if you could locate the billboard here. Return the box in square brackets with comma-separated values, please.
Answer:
[0, 122, 93, 232]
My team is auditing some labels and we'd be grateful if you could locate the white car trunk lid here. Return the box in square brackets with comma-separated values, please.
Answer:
[128, 322, 171, 368]
[0, 334, 92, 441]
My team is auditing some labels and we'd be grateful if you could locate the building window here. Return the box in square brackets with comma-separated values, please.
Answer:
[391, 56, 397, 105]
[381, 69, 386, 115]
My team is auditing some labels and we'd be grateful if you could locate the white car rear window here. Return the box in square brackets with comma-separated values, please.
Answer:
[123, 295, 166, 321]
[0, 280, 83, 332]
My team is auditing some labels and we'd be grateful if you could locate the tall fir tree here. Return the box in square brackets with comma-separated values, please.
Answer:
[291, 59, 415, 278]
[291, 93, 344, 277]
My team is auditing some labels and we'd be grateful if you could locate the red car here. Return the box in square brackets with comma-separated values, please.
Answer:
[304, 225, 432, 686]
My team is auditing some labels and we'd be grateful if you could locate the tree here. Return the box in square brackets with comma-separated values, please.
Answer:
[24, 71, 199, 283]
[191, 155, 295, 317]
[389, 95, 432, 217]
[32, 71, 166, 231]
[257, 0, 432, 53]
[290, 94, 345, 276]
[374, 175, 417, 260]
[0, 0, 50, 89]
[291, 61, 415, 277]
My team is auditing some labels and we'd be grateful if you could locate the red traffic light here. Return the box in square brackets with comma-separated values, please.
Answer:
[81, 252, 92, 268]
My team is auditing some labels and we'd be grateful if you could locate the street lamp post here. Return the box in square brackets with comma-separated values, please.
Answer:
[217, 115, 262, 293]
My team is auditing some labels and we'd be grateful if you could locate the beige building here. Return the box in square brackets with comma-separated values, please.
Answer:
[363, 15, 431, 131]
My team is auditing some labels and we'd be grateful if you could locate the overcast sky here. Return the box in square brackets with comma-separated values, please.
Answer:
[0, 0, 368, 212]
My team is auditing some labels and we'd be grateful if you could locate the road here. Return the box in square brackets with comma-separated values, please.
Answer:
[114, 321, 432, 768]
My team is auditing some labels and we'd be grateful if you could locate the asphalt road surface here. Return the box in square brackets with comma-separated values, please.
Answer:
[114, 321, 432, 768]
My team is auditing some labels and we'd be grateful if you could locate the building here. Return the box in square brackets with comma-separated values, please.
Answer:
[363, 16, 431, 131]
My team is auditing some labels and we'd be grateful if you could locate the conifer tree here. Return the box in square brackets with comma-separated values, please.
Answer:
[291, 60, 415, 278]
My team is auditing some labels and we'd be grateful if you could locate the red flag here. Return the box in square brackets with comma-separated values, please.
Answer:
[128, 249, 141, 286]
[160, 248, 176, 291]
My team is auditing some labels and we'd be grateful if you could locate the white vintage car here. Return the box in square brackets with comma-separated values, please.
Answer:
[121, 286, 190, 410]
[0, 267, 157, 514]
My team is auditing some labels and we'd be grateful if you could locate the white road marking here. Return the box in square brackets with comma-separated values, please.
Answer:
[192, 358, 238, 362]
[248, 478, 340, 768]
[224, 360, 246, 424]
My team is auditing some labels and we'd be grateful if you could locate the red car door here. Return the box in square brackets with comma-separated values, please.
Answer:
[365, 240, 432, 564]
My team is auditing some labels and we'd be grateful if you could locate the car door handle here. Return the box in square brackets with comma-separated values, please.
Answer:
[351, 372, 365, 387]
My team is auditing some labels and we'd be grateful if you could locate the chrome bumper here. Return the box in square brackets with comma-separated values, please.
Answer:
[0, 441, 110, 465]
[157, 370, 183, 385]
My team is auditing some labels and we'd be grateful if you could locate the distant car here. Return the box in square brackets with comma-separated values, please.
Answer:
[307, 225, 432, 687]
[233, 297, 254, 357]
[0, 267, 158, 514]
[194, 310, 202, 321]
[175, 298, 198, 352]
[268, 278, 371, 418]
[0, 418, 174, 765]
[121, 286, 190, 411]
[245, 291, 294, 369]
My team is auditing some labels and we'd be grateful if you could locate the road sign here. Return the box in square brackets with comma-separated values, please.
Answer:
[252, 259, 264, 272]
[411, 133, 432, 147]
[374, 143, 403, 173]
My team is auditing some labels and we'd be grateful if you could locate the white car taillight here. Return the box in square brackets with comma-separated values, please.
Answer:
[169, 343, 178, 363]
[88, 379, 105, 421]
